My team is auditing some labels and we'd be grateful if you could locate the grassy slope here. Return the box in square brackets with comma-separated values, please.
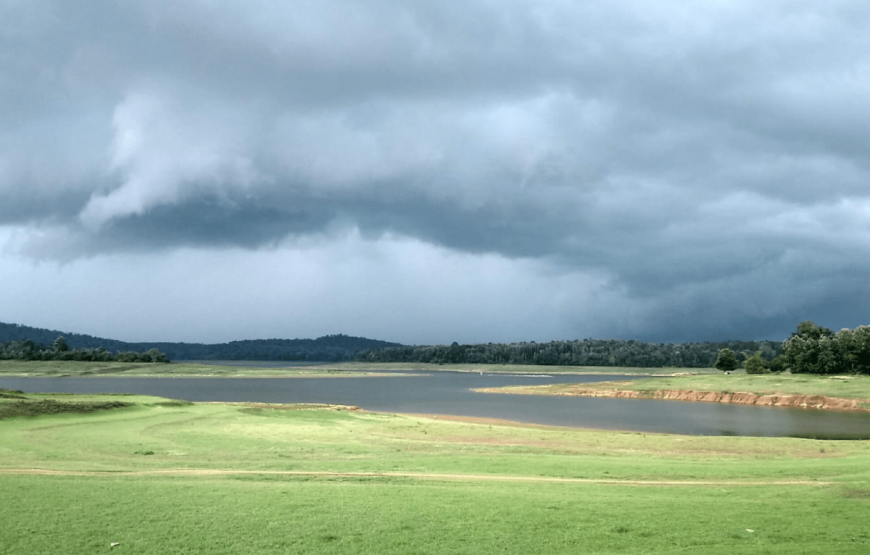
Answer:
[2, 394, 870, 554]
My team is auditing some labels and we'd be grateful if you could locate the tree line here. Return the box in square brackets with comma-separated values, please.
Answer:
[6, 320, 866, 373]
[0, 336, 169, 363]
[356, 338, 783, 368]
[713, 321, 870, 375]
[781, 321, 870, 374]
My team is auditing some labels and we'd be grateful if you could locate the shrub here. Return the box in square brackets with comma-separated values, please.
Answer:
[744, 352, 769, 374]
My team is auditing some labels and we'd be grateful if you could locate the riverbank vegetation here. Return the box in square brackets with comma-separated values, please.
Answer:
[1, 394, 869, 553]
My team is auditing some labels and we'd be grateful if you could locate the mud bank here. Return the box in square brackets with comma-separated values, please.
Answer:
[479, 386, 870, 413]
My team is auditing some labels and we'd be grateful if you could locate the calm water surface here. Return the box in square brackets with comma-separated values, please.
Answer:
[3, 371, 870, 438]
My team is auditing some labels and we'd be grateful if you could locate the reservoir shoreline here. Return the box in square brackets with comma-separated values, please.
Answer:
[476, 386, 870, 413]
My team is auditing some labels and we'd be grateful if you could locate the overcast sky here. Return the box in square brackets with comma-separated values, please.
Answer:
[2, 1, 869, 345]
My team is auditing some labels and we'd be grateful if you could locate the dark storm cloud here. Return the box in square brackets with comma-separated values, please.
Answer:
[3, 0, 870, 341]
[86, 195, 337, 254]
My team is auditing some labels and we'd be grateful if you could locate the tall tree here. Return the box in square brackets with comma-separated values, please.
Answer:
[792, 321, 833, 340]
[53, 336, 70, 353]
[714, 348, 738, 372]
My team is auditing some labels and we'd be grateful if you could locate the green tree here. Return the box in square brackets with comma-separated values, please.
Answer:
[714, 348, 738, 372]
[744, 351, 769, 374]
[53, 336, 70, 353]
[834, 326, 870, 374]
[768, 355, 788, 373]
[814, 336, 840, 375]
[781, 321, 870, 375]
[145, 348, 170, 363]
[784, 321, 840, 374]
[115, 351, 140, 362]
[793, 320, 833, 340]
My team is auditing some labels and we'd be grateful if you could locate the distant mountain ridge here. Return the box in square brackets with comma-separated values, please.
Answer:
[0, 322, 402, 362]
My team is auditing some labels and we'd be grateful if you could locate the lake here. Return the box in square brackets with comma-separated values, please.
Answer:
[3, 371, 870, 438]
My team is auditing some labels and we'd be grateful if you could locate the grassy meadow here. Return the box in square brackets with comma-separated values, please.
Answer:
[2, 384, 870, 554]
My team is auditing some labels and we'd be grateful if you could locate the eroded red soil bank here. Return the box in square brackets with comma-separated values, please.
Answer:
[481, 386, 870, 412]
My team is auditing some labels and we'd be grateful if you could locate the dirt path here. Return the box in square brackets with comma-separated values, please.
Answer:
[0, 468, 833, 486]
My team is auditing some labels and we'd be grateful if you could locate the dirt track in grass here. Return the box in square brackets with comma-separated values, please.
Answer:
[0, 468, 833, 487]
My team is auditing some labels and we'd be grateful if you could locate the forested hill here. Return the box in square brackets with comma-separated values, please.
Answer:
[357, 339, 784, 368]
[2, 321, 785, 367]
[0, 322, 401, 362]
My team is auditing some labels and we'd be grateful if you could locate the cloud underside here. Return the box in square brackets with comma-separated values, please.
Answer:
[2, 0, 870, 341]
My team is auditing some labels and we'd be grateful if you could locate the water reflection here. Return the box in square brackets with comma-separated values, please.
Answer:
[2, 371, 870, 438]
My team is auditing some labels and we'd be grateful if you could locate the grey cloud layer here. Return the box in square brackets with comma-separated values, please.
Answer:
[3, 0, 870, 340]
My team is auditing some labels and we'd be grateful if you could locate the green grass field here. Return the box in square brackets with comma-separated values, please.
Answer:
[2, 388, 870, 554]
